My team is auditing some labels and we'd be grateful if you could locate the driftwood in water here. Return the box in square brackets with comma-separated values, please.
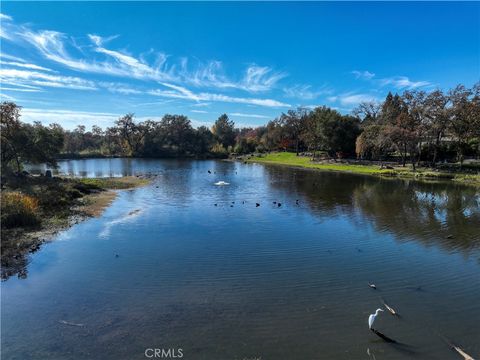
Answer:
[370, 328, 397, 343]
[452, 345, 475, 360]
[439, 334, 475, 360]
[381, 299, 398, 316]
[58, 320, 85, 327]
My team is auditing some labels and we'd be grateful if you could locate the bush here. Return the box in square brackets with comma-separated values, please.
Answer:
[1, 192, 40, 228]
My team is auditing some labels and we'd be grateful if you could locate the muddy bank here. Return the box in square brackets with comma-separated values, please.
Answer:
[1, 175, 150, 280]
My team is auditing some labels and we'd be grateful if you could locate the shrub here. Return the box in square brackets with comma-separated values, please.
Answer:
[1, 192, 40, 228]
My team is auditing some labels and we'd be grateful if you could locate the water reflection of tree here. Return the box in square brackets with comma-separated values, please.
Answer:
[352, 180, 480, 254]
[265, 166, 480, 256]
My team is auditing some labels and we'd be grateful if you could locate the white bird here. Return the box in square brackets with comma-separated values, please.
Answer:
[214, 181, 230, 186]
[368, 308, 384, 329]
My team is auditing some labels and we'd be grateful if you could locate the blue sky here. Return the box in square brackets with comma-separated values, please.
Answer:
[1, 2, 479, 130]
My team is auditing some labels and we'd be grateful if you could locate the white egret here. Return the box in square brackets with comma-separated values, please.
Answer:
[368, 308, 384, 329]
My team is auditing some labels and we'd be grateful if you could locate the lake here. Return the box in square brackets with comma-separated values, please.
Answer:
[3, 158, 480, 359]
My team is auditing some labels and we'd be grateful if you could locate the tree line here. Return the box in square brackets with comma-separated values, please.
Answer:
[1, 83, 479, 174]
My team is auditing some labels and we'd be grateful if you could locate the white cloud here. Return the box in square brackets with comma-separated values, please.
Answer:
[0, 92, 17, 101]
[98, 82, 143, 95]
[283, 84, 332, 100]
[379, 76, 431, 89]
[229, 112, 270, 119]
[181, 62, 286, 92]
[1, 54, 26, 63]
[191, 110, 208, 114]
[352, 70, 375, 80]
[2, 16, 288, 94]
[0, 60, 54, 72]
[206, 93, 288, 107]
[241, 65, 286, 92]
[149, 83, 290, 108]
[21, 108, 120, 129]
[18, 30, 176, 83]
[0, 68, 97, 90]
[0, 13, 12, 21]
[0, 87, 42, 93]
[338, 93, 379, 106]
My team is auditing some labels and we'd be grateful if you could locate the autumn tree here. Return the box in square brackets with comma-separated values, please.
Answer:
[448, 84, 480, 165]
[279, 107, 309, 155]
[1, 102, 64, 173]
[114, 113, 152, 156]
[424, 90, 449, 165]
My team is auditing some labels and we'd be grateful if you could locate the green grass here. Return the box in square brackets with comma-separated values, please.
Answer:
[78, 176, 150, 189]
[248, 152, 480, 185]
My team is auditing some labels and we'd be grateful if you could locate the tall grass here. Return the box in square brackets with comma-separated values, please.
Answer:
[1, 192, 40, 228]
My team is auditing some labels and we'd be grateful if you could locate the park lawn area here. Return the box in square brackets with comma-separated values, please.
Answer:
[248, 152, 480, 185]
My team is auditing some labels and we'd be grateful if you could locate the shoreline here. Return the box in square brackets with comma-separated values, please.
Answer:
[1, 176, 150, 280]
[246, 152, 480, 186]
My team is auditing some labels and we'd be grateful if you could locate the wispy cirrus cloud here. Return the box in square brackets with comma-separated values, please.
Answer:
[283, 84, 332, 100]
[2, 15, 288, 94]
[149, 82, 290, 108]
[19, 108, 215, 130]
[0, 68, 97, 90]
[241, 65, 287, 92]
[0, 60, 54, 72]
[178, 60, 286, 92]
[0, 53, 30, 63]
[20, 108, 119, 128]
[379, 76, 431, 89]
[351, 70, 375, 80]
[98, 82, 143, 95]
[229, 112, 270, 119]
[351, 69, 431, 90]
[0, 13, 12, 21]
[329, 93, 379, 107]
[0, 86, 43, 93]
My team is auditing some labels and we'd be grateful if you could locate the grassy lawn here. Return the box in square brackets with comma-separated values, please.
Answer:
[248, 152, 480, 185]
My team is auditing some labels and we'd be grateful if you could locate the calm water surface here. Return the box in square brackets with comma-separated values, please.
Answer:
[3, 158, 480, 359]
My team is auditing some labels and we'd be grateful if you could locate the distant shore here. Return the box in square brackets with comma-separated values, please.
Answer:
[1, 175, 150, 280]
[246, 152, 480, 186]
